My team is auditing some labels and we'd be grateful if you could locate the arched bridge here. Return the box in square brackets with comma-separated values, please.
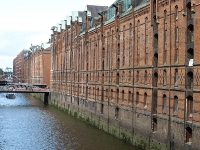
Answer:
[0, 82, 50, 104]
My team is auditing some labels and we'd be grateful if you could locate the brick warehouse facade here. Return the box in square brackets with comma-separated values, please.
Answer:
[50, 0, 200, 149]
[23, 43, 51, 86]
[13, 49, 29, 83]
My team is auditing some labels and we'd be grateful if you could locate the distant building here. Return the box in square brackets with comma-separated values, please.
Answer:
[24, 42, 51, 86]
[0, 68, 3, 75]
[13, 50, 29, 83]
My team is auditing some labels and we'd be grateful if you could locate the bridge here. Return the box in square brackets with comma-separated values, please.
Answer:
[0, 82, 50, 104]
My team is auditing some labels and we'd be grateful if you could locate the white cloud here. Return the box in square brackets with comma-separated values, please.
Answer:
[0, 55, 15, 71]
[0, 0, 115, 70]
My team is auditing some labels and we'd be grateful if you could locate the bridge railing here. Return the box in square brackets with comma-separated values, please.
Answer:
[0, 82, 50, 93]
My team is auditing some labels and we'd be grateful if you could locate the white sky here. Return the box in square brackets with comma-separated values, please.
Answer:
[0, 0, 114, 71]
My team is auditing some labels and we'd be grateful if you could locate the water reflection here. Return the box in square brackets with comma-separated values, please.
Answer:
[0, 93, 137, 150]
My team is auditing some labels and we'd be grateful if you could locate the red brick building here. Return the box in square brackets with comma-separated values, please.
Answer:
[24, 43, 51, 86]
[50, 1, 200, 149]
[13, 49, 29, 83]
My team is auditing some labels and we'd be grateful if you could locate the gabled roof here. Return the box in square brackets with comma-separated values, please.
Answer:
[78, 11, 86, 23]
[85, 5, 108, 18]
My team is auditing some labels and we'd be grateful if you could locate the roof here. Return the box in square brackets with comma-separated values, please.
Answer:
[85, 5, 108, 18]
[134, 0, 150, 7]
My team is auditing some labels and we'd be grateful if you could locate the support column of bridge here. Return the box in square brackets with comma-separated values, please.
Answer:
[44, 93, 49, 105]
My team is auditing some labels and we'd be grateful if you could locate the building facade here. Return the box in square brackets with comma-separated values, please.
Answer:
[50, 0, 200, 149]
[24, 43, 51, 86]
[13, 50, 29, 83]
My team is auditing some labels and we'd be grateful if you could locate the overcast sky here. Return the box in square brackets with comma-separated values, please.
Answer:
[0, 0, 114, 71]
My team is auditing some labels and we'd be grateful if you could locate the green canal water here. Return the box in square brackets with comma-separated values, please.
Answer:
[0, 93, 138, 150]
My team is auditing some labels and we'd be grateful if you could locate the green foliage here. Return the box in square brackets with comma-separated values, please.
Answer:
[121, 131, 131, 143]
[150, 142, 161, 150]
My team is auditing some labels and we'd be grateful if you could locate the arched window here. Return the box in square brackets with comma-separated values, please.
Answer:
[117, 89, 119, 104]
[153, 72, 158, 87]
[115, 107, 119, 118]
[136, 92, 139, 106]
[187, 96, 193, 120]
[117, 72, 119, 84]
[153, 53, 158, 68]
[187, 71, 193, 89]
[164, 10, 167, 23]
[122, 90, 124, 103]
[174, 96, 178, 115]
[185, 127, 192, 143]
[128, 91, 131, 104]
[105, 89, 108, 99]
[187, 48, 194, 66]
[152, 118, 157, 132]
[175, 5, 178, 20]
[144, 93, 147, 108]
[187, 25, 194, 44]
[101, 103, 104, 114]
[163, 94, 167, 113]
[97, 88, 99, 99]
[187, 2, 193, 20]
[154, 33, 158, 49]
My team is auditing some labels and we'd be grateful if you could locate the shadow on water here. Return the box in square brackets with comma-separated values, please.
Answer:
[0, 93, 138, 150]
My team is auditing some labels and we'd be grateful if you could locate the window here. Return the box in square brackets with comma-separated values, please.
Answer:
[117, 89, 119, 104]
[128, 91, 131, 104]
[187, 71, 193, 89]
[122, 90, 124, 104]
[136, 92, 139, 106]
[163, 70, 167, 86]
[175, 69, 178, 86]
[101, 103, 104, 114]
[129, 71, 131, 83]
[174, 96, 178, 115]
[117, 58, 120, 68]
[117, 73, 119, 84]
[153, 72, 158, 87]
[164, 10, 167, 23]
[164, 50, 167, 64]
[175, 6, 178, 20]
[153, 0, 156, 13]
[105, 89, 108, 99]
[153, 53, 158, 68]
[115, 107, 119, 118]
[111, 89, 113, 101]
[187, 48, 194, 66]
[137, 71, 139, 83]
[187, 3, 193, 20]
[97, 88, 99, 98]
[154, 34, 158, 49]
[144, 93, 147, 109]
[187, 25, 194, 43]
[175, 27, 179, 42]
[163, 94, 167, 113]
[175, 48, 179, 63]
[145, 70, 147, 84]
[152, 118, 157, 132]
[185, 127, 192, 143]
[187, 96, 193, 120]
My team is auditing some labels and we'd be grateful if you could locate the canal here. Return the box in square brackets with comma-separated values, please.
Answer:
[0, 93, 137, 150]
